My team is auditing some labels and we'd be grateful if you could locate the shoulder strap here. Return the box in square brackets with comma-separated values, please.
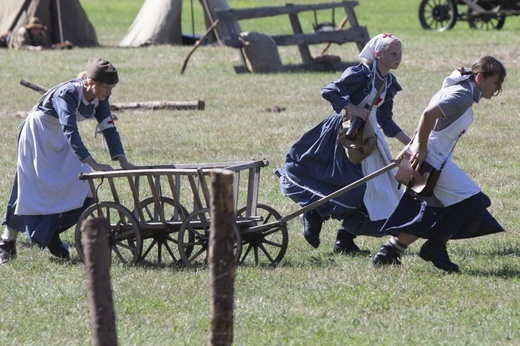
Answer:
[367, 75, 387, 112]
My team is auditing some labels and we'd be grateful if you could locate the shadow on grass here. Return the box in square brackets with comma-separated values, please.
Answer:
[463, 266, 520, 278]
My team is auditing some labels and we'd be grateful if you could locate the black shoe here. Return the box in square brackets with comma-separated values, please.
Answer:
[419, 238, 460, 273]
[47, 233, 70, 259]
[0, 239, 17, 265]
[332, 230, 370, 254]
[372, 244, 401, 267]
[300, 210, 323, 249]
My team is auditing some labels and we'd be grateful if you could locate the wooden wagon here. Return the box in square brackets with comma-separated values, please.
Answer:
[74, 160, 288, 268]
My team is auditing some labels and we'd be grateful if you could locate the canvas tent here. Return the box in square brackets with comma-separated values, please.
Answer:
[119, 0, 240, 47]
[0, 0, 99, 47]
[119, 0, 183, 47]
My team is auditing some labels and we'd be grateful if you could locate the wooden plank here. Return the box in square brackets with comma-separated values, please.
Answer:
[215, 1, 359, 22]
[271, 26, 369, 46]
[287, 5, 313, 63]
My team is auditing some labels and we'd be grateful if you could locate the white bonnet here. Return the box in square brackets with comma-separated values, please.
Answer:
[358, 33, 401, 65]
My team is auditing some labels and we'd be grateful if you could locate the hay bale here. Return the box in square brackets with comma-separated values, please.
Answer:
[239, 32, 283, 73]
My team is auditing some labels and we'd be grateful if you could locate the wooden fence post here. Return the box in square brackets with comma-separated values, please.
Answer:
[82, 217, 118, 346]
[208, 169, 235, 346]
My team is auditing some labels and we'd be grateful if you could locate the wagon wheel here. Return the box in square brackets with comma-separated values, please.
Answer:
[177, 208, 242, 269]
[419, 0, 458, 32]
[136, 197, 189, 265]
[236, 204, 288, 267]
[75, 202, 142, 265]
[467, 3, 505, 30]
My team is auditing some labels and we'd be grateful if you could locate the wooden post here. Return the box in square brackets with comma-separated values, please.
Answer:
[208, 169, 235, 346]
[82, 218, 118, 346]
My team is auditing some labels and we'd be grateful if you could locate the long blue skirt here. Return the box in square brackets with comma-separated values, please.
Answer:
[379, 191, 504, 239]
[276, 113, 385, 237]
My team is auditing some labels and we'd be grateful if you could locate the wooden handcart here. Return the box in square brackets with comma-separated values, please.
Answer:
[74, 160, 288, 268]
[74, 158, 397, 268]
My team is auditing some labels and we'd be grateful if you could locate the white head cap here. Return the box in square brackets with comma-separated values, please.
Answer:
[358, 33, 401, 66]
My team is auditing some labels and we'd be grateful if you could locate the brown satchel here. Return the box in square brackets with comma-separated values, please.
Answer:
[338, 117, 377, 164]
[338, 75, 386, 165]
[394, 151, 440, 196]
[395, 133, 462, 197]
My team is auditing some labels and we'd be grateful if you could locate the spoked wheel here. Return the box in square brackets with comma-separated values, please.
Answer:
[419, 0, 458, 32]
[75, 202, 142, 265]
[236, 204, 288, 267]
[136, 197, 189, 265]
[177, 208, 242, 269]
[467, 3, 505, 30]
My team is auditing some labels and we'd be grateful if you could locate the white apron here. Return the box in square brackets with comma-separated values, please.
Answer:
[360, 76, 403, 221]
[15, 85, 93, 216]
[427, 108, 480, 207]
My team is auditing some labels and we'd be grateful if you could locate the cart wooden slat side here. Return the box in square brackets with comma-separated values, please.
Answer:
[74, 159, 289, 268]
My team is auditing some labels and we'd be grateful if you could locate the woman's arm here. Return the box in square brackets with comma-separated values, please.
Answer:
[409, 104, 444, 169]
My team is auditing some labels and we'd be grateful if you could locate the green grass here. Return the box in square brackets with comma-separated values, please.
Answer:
[1, 0, 519, 345]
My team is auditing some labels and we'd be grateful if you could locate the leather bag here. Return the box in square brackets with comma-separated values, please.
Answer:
[394, 150, 440, 197]
[338, 75, 386, 165]
[338, 117, 377, 164]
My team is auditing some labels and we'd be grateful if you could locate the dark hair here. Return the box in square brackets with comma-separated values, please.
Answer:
[459, 56, 506, 95]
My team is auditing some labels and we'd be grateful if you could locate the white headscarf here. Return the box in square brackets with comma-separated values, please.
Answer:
[358, 33, 401, 66]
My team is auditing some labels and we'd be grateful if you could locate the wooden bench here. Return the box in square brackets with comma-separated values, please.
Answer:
[214, 1, 370, 73]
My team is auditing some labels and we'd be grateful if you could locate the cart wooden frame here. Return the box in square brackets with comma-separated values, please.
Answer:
[74, 159, 289, 268]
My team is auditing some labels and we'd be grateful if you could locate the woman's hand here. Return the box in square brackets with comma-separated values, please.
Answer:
[408, 144, 427, 171]
[120, 161, 135, 170]
[85, 157, 113, 171]
[91, 162, 114, 171]
[344, 104, 370, 121]
[118, 156, 136, 170]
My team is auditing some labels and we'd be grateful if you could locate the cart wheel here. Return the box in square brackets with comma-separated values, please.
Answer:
[75, 202, 142, 265]
[236, 204, 288, 267]
[177, 208, 242, 269]
[137, 197, 189, 265]
[467, 4, 505, 30]
[419, 0, 458, 32]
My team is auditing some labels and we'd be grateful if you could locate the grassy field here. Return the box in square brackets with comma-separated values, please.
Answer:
[0, 0, 519, 345]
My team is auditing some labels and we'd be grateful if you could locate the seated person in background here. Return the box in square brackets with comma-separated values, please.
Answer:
[9, 17, 73, 51]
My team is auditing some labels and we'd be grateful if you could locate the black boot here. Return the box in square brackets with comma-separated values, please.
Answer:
[46, 232, 70, 259]
[0, 239, 17, 265]
[372, 244, 401, 266]
[300, 210, 324, 248]
[332, 230, 370, 254]
[419, 238, 459, 273]
[372, 238, 406, 267]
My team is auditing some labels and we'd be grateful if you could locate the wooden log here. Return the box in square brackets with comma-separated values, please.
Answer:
[208, 169, 235, 346]
[19, 79, 205, 111]
[82, 218, 118, 346]
[20, 79, 47, 94]
[110, 100, 205, 111]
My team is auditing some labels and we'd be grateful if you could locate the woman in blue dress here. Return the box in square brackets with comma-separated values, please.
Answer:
[372, 56, 506, 272]
[276, 33, 411, 253]
[0, 58, 135, 264]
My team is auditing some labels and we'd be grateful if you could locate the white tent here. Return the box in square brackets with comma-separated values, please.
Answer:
[119, 0, 240, 47]
[119, 0, 183, 47]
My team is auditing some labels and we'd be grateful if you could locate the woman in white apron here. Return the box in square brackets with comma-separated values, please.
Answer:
[0, 58, 135, 264]
[276, 33, 411, 253]
[373, 56, 506, 272]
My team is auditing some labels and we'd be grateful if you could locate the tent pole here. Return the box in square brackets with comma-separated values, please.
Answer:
[56, 0, 64, 42]
[191, 0, 195, 38]
[200, 0, 222, 45]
